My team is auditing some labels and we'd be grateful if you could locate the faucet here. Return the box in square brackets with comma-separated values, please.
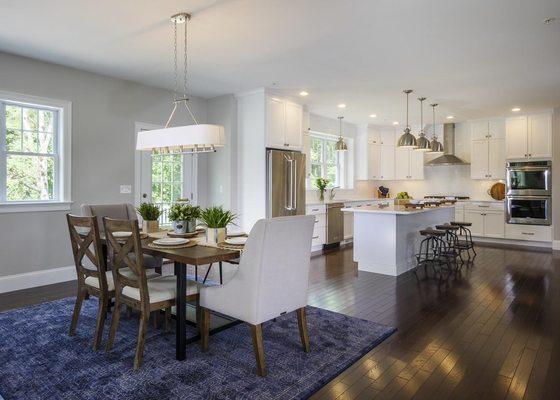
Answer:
[329, 187, 338, 200]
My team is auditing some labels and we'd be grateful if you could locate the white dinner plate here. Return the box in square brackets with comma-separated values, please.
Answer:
[225, 237, 247, 245]
[113, 231, 132, 238]
[227, 231, 248, 238]
[152, 238, 189, 246]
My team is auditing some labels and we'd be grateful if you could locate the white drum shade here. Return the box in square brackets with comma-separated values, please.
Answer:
[136, 124, 225, 151]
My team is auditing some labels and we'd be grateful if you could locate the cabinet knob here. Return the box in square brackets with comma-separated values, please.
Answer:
[528, 154, 531, 157]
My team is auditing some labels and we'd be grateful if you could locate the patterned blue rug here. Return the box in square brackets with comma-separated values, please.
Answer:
[0, 298, 395, 400]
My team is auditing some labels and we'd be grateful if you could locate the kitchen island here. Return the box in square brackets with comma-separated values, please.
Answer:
[342, 204, 455, 276]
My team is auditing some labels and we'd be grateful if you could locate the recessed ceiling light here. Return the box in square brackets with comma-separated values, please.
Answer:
[543, 17, 556, 25]
[338, 103, 346, 109]
[299, 91, 309, 97]
[369, 114, 377, 118]
[392, 121, 399, 126]
[511, 107, 521, 112]
[446, 115, 454, 119]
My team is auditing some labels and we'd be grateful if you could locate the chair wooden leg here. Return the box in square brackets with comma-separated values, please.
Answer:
[152, 311, 158, 329]
[69, 287, 86, 336]
[200, 307, 210, 352]
[134, 310, 149, 370]
[250, 324, 267, 377]
[105, 294, 121, 351]
[165, 307, 171, 333]
[93, 296, 108, 351]
[296, 307, 310, 353]
[126, 305, 132, 319]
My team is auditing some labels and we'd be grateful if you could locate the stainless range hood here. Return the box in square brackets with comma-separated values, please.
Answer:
[425, 123, 469, 166]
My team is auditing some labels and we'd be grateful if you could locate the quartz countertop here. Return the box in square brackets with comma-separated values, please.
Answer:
[306, 198, 393, 206]
[342, 204, 455, 215]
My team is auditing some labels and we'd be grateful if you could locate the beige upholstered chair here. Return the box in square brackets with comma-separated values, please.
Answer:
[103, 217, 198, 369]
[199, 215, 315, 376]
[81, 203, 162, 269]
[66, 214, 112, 351]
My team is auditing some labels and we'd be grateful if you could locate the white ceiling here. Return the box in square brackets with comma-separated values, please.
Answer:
[1, 0, 559, 125]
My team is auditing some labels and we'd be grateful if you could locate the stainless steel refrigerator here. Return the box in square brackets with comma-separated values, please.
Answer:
[266, 149, 306, 218]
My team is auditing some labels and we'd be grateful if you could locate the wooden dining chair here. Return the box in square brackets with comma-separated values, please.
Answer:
[199, 215, 315, 376]
[66, 214, 112, 351]
[103, 217, 198, 369]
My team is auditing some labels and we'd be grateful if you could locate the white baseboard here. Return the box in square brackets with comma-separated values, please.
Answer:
[0, 266, 76, 294]
[553, 240, 560, 250]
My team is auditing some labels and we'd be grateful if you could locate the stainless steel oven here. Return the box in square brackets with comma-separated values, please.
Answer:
[506, 196, 551, 226]
[506, 161, 551, 196]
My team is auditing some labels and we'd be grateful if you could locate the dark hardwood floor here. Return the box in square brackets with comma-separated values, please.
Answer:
[1, 244, 559, 399]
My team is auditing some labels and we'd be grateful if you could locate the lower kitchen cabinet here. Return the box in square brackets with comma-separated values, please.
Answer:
[464, 207, 505, 238]
[505, 224, 552, 242]
[343, 211, 353, 239]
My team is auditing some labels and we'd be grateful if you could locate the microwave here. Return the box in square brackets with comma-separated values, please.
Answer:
[506, 161, 551, 196]
[506, 196, 551, 226]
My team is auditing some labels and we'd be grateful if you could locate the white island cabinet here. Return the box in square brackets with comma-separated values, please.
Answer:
[342, 205, 454, 276]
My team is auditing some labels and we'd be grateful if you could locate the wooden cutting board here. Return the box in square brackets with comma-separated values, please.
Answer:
[488, 182, 505, 200]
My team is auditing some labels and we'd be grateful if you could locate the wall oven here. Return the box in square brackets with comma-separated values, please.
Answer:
[506, 161, 551, 196]
[506, 196, 551, 226]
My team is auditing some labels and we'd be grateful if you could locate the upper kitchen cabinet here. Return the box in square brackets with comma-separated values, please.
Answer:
[367, 142, 395, 180]
[395, 147, 424, 180]
[505, 113, 552, 160]
[470, 119, 505, 180]
[266, 95, 303, 150]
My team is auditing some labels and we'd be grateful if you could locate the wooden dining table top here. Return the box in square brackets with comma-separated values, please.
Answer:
[98, 232, 240, 266]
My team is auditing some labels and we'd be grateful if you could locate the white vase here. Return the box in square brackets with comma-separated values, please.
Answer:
[206, 227, 227, 244]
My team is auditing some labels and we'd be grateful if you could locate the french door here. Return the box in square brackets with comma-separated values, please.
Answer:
[134, 122, 197, 225]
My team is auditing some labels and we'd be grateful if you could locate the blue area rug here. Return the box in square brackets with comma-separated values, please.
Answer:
[0, 298, 395, 400]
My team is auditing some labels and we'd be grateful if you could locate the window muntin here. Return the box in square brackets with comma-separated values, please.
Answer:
[309, 135, 340, 186]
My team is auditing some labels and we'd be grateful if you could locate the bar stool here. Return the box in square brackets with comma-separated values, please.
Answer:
[435, 224, 463, 271]
[415, 228, 453, 282]
[450, 221, 476, 262]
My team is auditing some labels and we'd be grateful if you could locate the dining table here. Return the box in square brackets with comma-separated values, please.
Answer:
[100, 232, 241, 361]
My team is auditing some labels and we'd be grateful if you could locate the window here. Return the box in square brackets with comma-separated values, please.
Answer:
[151, 153, 184, 224]
[0, 91, 71, 212]
[309, 135, 341, 187]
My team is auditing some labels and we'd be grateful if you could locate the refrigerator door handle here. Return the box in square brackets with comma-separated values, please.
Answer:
[292, 159, 297, 211]
[284, 155, 293, 211]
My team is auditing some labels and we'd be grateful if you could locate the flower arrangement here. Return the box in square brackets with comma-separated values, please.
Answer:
[314, 177, 330, 201]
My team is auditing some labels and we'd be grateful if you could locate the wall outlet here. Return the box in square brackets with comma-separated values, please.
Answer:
[120, 185, 132, 194]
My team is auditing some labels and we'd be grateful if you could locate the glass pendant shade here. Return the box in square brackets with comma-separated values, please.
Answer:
[430, 137, 444, 153]
[136, 124, 225, 152]
[397, 126, 417, 147]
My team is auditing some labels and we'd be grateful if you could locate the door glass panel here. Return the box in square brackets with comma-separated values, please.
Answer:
[151, 153, 183, 225]
[509, 199, 546, 220]
[508, 171, 546, 191]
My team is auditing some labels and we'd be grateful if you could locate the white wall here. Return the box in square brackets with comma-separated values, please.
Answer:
[0, 52, 208, 279]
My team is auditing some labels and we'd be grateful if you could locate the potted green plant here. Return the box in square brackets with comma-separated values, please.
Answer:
[136, 202, 161, 233]
[199, 206, 237, 244]
[314, 177, 330, 202]
[168, 202, 201, 234]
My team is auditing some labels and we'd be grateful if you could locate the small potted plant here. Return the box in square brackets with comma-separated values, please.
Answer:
[168, 202, 201, 234]
[315, 177, 330, 202]
[199, 206, 237, 244]
[137, 202, 161, 233]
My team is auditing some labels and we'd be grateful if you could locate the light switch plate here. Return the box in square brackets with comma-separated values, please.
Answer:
[120, 185, 132, 194]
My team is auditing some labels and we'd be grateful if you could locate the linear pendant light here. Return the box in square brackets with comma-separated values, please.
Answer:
[429, 103, 444, 154]
[136, 13, 225, 154]
[335, 116, 348, 151]
[415, 97, 431, 151]
[397, 89, 417, 148]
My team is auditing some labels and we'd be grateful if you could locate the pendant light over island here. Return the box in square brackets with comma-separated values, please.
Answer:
[397, 89, 417, 148]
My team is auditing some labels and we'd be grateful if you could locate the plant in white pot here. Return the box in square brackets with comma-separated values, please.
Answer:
[199, 206, 237, 244]
[137, 203, 161, 233]
[168, 202, 201, 234]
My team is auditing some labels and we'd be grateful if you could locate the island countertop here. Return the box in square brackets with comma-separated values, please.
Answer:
[342, 204, 455, 215]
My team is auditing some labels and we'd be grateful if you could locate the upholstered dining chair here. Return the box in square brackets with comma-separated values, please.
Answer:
[199, 215, 315, 376]
[81, 203, 162, 270]
[103, 217, 198, 369]
[66, 214, 112, 351]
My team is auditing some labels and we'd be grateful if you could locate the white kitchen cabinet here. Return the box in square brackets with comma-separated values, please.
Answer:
[266, 96, 303, 150]
[379, 145, 395, 180]
[470, 138, 505, 180]
[464, 203, 505, 238]
[505, 224, 552, 242]
[343, 211, 353, 239]
[395, 147, 424, 180]
[505, 113, 552, 160]
[528, 113, 552, 159]
[471, 119, 505, 141]
[367, 143, 381, 179]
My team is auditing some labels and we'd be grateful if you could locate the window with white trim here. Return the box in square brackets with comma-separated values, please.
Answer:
[0, 92, 71, 210]
[309, 135, 341, 187]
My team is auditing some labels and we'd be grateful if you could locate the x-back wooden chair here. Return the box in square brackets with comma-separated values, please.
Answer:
[103, 217, 198, 369]
[66, 214, 112, 351]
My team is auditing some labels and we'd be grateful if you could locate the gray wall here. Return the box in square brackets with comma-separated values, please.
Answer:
[0, 52, 208, 276]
